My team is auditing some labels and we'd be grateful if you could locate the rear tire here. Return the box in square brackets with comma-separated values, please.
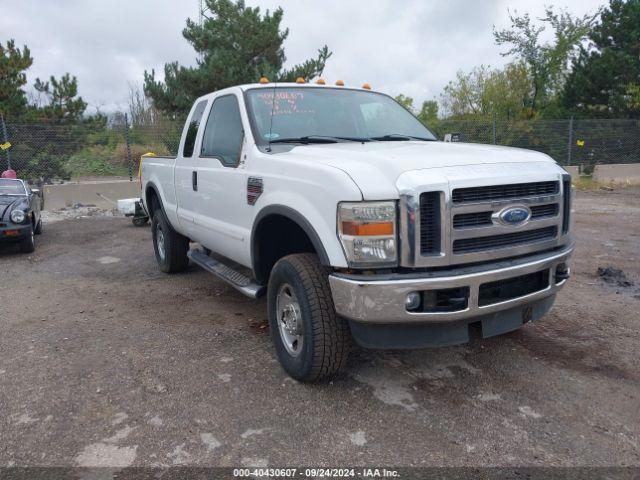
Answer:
[19, 228, 35, 253]
[151, 208, 189, 273]
[267, 253, 351, 382]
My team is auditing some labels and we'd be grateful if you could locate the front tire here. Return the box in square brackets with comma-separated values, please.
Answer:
[267, 253, 351, 382]
[34, 219, 43, 235]
[19, 228, 35, 253]
[151, 208, 189, 273]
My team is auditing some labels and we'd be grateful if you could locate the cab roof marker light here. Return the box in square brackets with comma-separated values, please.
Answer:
[259, 77, 269, 84]
[316, 78, 326, 85]
[335, 79, 345, 86]
[362, 83, 372, 90]
[296, 77, 306, 84]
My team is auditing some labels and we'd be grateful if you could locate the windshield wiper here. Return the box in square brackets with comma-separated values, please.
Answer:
[370, 134, 436, 142]
[269, 135, 370, 145]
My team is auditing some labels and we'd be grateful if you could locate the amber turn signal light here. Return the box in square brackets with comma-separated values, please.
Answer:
[341, 221, 394, 236]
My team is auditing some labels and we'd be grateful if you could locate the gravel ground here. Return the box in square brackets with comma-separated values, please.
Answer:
[0, 189, 638, 469]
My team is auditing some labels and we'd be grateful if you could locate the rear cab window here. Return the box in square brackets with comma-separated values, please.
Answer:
[182, 100, 208, 158]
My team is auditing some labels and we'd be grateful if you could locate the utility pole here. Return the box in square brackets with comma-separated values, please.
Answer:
[492, 111, 497, 145]
[567, 116, 574, 166]
[124, 113, 132, 181]
[0, 113, 10, 170]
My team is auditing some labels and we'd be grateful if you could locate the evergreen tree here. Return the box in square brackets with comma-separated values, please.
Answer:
[0, 40, 33, 119]
[32, 73, 87, 122]
[144, 0, 331, 117]
[562, 0, 640, 118]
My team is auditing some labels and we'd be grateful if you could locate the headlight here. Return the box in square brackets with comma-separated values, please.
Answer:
[10, 209, 26, 224]
[337, 201, 397, 267]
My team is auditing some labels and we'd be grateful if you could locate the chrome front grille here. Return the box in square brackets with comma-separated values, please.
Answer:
[453, 226, 558, 254]
[405, 176, 571, 268]
[531, 203, 559, 219]
[452, 181, 559, 203]
[419, 192, 441, 254]
[453, 203, 559, 229]
[562, 177, 572, 234]
[453, 211, 492, 229]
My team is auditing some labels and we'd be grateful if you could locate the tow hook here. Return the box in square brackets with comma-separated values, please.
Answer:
[555, 263, 570, 283]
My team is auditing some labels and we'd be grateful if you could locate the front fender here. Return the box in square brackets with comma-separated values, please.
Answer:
[251, 205, 331, 267]
[250, 192, 351, 270]
[1, 198, 29, 223]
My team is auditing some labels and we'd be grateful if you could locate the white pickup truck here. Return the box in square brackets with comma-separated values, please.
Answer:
[141, 80, 573, 382]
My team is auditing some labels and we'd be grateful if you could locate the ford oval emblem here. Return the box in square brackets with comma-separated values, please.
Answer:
[496, 206, 531, 226]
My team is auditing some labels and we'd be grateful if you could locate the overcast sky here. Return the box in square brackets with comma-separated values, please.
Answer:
[1, 0, 604, 114]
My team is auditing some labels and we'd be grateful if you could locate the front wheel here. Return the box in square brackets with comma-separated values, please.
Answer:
[19, 228, 35, 253]
[151, 208, 189, 273]
[267, 253, 351, 382]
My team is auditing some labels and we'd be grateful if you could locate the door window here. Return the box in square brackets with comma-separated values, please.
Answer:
[200, 95, 244, 166]
[182, 100, 207, 158]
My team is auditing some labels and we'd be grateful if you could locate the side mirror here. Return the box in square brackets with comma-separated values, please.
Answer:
[31, 188, 41, 196]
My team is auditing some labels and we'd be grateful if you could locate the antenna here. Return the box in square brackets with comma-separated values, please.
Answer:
[267, 78, 277, 152]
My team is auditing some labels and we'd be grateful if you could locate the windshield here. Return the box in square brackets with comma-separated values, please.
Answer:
[245, 87, 437, 145]
[0, 179, 26, 196]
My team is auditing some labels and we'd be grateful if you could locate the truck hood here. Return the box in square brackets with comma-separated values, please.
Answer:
[278, 141, 559, 199]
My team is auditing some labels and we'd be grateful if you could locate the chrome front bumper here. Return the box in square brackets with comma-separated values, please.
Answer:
[329, 245, 573, 324]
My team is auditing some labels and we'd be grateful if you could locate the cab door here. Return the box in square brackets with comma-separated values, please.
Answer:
[174, 99, 208, 238]
[191, 93, 248, 263]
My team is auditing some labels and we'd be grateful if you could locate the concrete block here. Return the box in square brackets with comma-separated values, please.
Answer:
[593, 164, 640, 185]
[43, 180, 141, 211]
[564, 165, 580, 180]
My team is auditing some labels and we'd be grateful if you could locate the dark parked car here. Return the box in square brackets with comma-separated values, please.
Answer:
[0, 178, 43, 253]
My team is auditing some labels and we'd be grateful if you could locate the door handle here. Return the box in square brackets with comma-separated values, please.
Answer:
[192, 171, 198, 191]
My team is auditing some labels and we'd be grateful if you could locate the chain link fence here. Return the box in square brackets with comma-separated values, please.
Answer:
[0, 116, 638, 182]
[428, 117, 640, 171]
[0, 116, 182, 182]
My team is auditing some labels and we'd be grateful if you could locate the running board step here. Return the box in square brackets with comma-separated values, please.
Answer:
[188, 249, 266, 299]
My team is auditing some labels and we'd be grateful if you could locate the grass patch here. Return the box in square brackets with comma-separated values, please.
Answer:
[573, 176, 602, 191]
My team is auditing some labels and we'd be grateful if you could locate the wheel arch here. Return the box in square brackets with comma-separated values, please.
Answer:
[144, 182, 162, 219]
[251, 205, 330, 284]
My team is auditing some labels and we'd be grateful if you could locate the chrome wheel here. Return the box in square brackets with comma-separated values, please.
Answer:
[276, 283, 304, 357]
[156, 226, 166, 261]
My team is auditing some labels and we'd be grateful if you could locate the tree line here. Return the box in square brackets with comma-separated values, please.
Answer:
[2, 0, 638, 124]
[396, 0, 640, 121]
